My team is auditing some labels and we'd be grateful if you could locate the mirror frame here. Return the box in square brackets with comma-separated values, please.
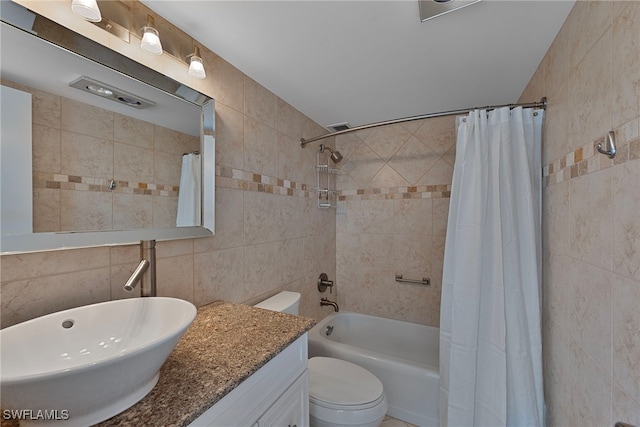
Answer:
[0, 9, 215, 254]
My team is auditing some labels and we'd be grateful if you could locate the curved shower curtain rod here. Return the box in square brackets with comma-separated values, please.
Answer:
[300, 97, 547, 147]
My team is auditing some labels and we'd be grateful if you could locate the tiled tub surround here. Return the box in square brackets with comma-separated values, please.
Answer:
[335, 116, 456, 327]
[0, 301, 315, 427]
[1, 79, 199, 232]
[1, 1, 337, 328]
[519, 1, 640, 425]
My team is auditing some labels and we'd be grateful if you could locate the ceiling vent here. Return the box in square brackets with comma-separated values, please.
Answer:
[327, 122, 350, 132]
[69, 76, 155, 109]
[419, 0, 481, 22]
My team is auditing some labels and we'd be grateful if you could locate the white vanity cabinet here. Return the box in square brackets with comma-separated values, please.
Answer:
[189, 334, 309, 427]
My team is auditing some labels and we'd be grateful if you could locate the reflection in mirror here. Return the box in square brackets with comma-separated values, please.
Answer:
[0, 5, 215, 254]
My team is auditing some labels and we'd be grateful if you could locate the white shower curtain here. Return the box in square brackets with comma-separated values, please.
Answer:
[439, 107, 544, 426]
[176, 153, 201, 227]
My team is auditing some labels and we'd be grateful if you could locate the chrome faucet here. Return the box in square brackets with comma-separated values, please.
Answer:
[123, 259, 149, 292]
[123, 240, 157, 297]
[320, 297, 339, 312]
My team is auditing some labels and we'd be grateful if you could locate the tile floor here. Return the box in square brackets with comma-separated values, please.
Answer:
[381, 415, 418, 427]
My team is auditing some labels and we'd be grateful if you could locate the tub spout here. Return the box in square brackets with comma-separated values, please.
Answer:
[320, 297, 339, 312]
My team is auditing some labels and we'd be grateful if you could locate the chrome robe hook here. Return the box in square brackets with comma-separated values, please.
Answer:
[596, 131, 616, 159]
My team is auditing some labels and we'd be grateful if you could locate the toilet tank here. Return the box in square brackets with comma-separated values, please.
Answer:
[254, 291, 300, 315]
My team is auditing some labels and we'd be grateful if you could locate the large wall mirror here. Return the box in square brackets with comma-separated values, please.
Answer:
[0, 4, 215, 254]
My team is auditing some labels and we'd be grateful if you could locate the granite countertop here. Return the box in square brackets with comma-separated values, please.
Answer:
[97, 301, 315, 426]
[0, 301, 314, 427]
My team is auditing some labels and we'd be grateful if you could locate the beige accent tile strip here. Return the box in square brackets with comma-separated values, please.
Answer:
[544, 117, 640, 187]
[36, 166, 311, 200]
[214, 166, 451, 201]
[33, 172, 179, 197]
[216, 167, 313, 198]
[338, 184, 452, 201]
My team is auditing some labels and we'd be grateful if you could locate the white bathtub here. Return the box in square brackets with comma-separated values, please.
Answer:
[308, 312, 439, 427]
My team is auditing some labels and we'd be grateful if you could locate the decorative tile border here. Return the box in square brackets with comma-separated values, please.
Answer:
[33, 172, 179, 196]
[215, 166, 452, 201]
[216, 166, 313, 198]
[33, 167, 317, 201]
[338, 185, 451, 201]
[544, 118, 640, 186]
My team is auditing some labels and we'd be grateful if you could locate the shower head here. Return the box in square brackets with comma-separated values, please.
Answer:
[327, 147, 343, 163]
[321, 145, 343, 163]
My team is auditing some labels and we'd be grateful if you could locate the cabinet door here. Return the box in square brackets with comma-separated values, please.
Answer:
[259, 372, 309, 427]
[189, 334, 308, 426]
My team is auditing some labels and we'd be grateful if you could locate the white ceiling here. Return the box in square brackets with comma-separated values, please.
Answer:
[141, 0, 575, 130]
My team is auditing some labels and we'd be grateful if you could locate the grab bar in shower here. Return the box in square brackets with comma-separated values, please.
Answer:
[395, 274, 430, 286]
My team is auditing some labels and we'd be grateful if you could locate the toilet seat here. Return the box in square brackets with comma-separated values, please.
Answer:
[308, 357, 388, 426]
[308, 357, 384, 407]
[310, 393, 386, 411]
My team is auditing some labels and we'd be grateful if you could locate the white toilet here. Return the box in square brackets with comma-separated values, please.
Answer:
[254, 291, 388, 427]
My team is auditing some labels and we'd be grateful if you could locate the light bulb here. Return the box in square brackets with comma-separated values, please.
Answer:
[140, 16, 162, 55]
[141, 27, 162, 55]
[71, 0, 102, 22]
[189, 56, 206, 79]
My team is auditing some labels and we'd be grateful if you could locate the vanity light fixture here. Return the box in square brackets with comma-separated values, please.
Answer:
[188, 45, 206, 79]
[70, 0, 102, 22]
[68, 3, 208, 81]
[140, 14, 162, 55]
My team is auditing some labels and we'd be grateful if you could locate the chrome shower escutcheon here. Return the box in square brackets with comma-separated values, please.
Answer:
[318, 273, 334, 293]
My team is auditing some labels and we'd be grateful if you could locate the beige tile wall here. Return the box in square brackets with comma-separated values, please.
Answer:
[1, 79, 197, 232]
[334, 117, 455, 326]
[519, 1, 640, 425]
[1, 1, 336, 327]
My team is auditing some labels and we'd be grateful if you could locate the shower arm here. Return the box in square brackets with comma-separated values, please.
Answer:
[300, 98, 547, 147]
[320, 144, 343, 164]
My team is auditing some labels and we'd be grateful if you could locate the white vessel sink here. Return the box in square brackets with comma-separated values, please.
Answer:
[0, 297, 197, 426]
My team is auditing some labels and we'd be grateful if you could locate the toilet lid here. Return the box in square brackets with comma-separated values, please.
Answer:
[308, 357, 384, 406]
